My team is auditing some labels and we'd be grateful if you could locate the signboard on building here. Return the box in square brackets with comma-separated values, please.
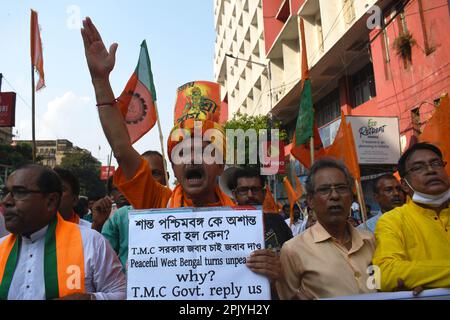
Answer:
[319, 116, 401, 165]
[346, 116, 401, 165]
[127, 208, 270, 300]
[262, 140, 286, 175]
[100, 166, 115, 180]
[0, 92, 16, 127]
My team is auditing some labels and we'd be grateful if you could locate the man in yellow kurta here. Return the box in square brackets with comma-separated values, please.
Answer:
[373, 143, 450, 291]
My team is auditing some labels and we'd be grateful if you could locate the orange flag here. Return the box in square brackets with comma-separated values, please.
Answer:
[325, 113, 361, 181]
[419, 93, 450, 177]
[263, 185, 280, 214]
[294, 175, 303, 199]
[283, 177, 301, 225]
[291, 123, 326, 169]
[31, 10, 45, 91]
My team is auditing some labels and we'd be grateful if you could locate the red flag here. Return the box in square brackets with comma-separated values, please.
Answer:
[419, 93, 450, 177]
[326, 113, 361, 181]
[117, 41, 157, 144]
[31, 10, 45, 91]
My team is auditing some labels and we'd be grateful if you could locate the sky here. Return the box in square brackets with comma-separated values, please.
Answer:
[0, 0, 216, 184]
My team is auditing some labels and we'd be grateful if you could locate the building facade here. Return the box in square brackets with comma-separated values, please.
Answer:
[217, 0, 450, 148]
[14, 139, 92, 168]
[214, 0, 450, 208]
[263, 0, 450, 153]
[214, 0, 271, 117]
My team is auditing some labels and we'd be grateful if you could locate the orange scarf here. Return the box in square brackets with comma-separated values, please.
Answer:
[0, 214, 85, 299]
[168, 184, 235, 208]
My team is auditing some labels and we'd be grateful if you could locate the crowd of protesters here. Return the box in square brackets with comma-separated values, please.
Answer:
[0, 17, 448, 300]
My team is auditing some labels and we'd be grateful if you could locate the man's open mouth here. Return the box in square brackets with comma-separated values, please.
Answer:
[185, 167, 205, 186]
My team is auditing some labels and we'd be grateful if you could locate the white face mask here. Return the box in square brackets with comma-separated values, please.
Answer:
[404, 179, 450, 207]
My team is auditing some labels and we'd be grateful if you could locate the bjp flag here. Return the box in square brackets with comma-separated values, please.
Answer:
[420, 93, 450, 177]
[31, 10, 45, 91]
[117, 40, 157, 144]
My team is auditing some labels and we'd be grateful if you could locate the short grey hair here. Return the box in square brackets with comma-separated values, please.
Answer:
[305, 158, 355, 195]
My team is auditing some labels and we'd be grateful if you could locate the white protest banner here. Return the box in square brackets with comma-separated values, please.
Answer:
[346, 116, 401, 165]
[127, 208, 270, 300]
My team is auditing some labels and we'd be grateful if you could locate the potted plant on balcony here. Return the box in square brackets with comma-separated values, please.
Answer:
[393, 31, 417, 64]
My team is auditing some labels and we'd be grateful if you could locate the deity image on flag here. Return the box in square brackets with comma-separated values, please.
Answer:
[174, 81, 220, 124]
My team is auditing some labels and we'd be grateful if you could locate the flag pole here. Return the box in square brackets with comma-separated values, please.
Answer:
[154, 101, 170, 187]
[31, 65, 36, 163]
[310, 136, 314, 165]
[105, 149, 113, 193]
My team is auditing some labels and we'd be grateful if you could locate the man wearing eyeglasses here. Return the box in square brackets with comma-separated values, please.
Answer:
[0, 165, 126, 300]
[373, 142, 450, 292]
[228, 166, 293, 299]
[276, 158, 376, 300]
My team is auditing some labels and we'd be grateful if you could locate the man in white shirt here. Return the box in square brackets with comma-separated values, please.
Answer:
[358, 173, 405, 233]
[284, 204, 303, 237]
[0, 164, 126, 300]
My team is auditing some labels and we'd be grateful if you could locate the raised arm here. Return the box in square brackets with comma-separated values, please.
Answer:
[81, 17, 141, 179]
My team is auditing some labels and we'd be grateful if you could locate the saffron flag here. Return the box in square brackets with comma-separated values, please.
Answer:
[291, 123, 325, 169]
[262, 184, 280, 214]
[117, 40, 157, 144]
[294, 175, 303, 199]
[283, 177, 301, 226]
[30, 10, 45, 91]
[419, 93, 450, 177]
[326, 113, 361, 181]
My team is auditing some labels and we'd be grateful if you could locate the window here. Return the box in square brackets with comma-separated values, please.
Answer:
[352, 63, 376, 107]
[315, 88, 341, 127]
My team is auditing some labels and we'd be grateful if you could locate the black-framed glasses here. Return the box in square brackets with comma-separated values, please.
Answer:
[234, 186, 264, 196]
[406, 160, 447, 175]
[314, 184, 351, 197]
[0, 187, 45, 201]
